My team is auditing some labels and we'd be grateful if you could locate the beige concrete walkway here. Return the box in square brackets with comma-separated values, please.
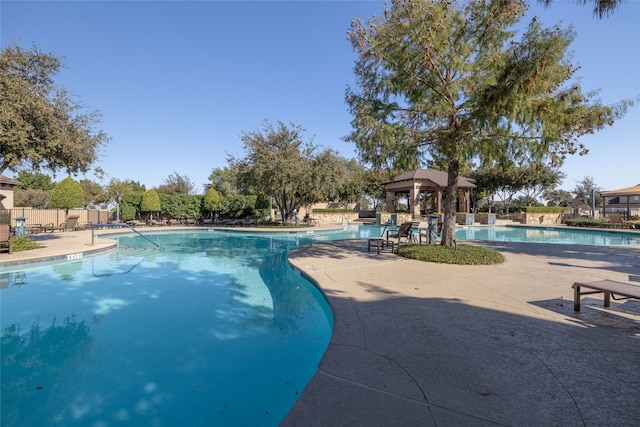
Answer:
[2, 226, 639, 426]
[282, 239, 640, 426]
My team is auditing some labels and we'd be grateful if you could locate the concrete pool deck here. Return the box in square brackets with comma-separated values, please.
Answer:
[2, 225, 639, 426]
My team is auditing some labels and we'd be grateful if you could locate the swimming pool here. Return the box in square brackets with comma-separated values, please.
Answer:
[1, 229, 374, 427]
[2, 224, 638, 426]
[454, 225, 640, 245]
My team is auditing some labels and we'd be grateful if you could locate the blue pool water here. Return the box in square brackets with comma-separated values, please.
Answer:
[454, 225, 640, 245]
[1, 224, 638, 426]
[1, 227, 384, 427]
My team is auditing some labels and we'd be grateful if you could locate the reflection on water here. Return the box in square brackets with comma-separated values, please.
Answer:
[454, 226, 640, 245]
[1, 317, 94, 427]
[1, 230, 339, 426]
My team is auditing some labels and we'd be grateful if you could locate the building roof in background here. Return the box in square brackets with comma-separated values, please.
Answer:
[0, 175, 22, 187]
[600, 184, 640, 197]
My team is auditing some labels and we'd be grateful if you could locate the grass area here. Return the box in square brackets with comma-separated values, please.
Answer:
[397, 243, 505, 265]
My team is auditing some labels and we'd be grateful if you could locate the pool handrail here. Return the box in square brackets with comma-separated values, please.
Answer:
[91, 223, 162, 250]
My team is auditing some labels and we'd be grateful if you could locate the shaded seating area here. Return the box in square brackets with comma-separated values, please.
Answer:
[383, 169, 475, 219]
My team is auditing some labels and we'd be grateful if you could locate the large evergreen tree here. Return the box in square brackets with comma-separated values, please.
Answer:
[539, 0, 625, 19]
[346, 0, 629, 246]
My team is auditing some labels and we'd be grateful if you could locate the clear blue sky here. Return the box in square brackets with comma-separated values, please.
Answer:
[2, 0, 639, 194]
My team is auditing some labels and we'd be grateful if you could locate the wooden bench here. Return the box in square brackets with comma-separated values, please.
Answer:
[572, 280, 640, 311]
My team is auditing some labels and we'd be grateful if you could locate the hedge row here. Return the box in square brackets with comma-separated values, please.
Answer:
[564, 218, 604, 227]
[120, 193, 260, 221]
[523, 206, 570, 214]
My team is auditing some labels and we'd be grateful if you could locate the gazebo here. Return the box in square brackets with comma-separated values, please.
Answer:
[599, 184, 640, 219]
[383, 169, 476, 218]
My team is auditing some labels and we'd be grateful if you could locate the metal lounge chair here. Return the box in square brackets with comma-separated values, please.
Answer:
[386, 222, 414, 247]
[45, 215, 81, 232]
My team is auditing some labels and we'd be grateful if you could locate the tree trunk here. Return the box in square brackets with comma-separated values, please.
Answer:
[441, 159, 460, 247]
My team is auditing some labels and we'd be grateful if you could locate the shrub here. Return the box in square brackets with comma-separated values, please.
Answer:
[1, 236, 41, 252]
[564, 218, 603, 227]
[120, 193, 143, 221]
[524, 206, 570, 214]
[312, 208, 353, 213]
[397, 244, 505, 265]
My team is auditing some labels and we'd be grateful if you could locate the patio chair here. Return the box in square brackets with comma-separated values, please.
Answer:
[45, 215, 81, 232]
[386, 222, 415, 247]
[602, 213, 627, 228]
[126, 219, 146, 227]
[606, 213, 627, 229]
[0, 224, 13, 254]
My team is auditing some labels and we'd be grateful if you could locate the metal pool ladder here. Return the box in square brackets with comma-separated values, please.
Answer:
[91, 223, 163, 250]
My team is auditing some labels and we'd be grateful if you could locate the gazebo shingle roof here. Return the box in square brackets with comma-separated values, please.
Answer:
[384, 169, 475, 189]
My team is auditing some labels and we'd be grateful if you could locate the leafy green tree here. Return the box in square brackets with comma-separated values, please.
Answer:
[203, 188, 224, 219]
[14, 189, 50, 208]
[255, 192, 270, 218]
[231, 121, 335, 222]
[0, 44, 109, 176]
[79, 179, 107, 208]
[104, 178, 146, 206]
[13, 171, 55, 208]
[50, 177, 84, 213]
[543, 188, 574, 207]
[335, 159, 366, 210]
[207, 166, 240, 196]
[223, 194, 256, 219]
[471, 167, 502, 213]
[573, 176, 602, 208]
[120, 193, 142, 221]
[309, 150, 350, 206]
[14, 171, 55, 191]
[472, 164, 524, 215]
[346, 0, 629, 246]
[518, 165, 564, 206]
[156, 172, 196, 195]
[140, 189, 161, 220]
[362, 168, 395, 211]
[539, 0, 625, 19]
